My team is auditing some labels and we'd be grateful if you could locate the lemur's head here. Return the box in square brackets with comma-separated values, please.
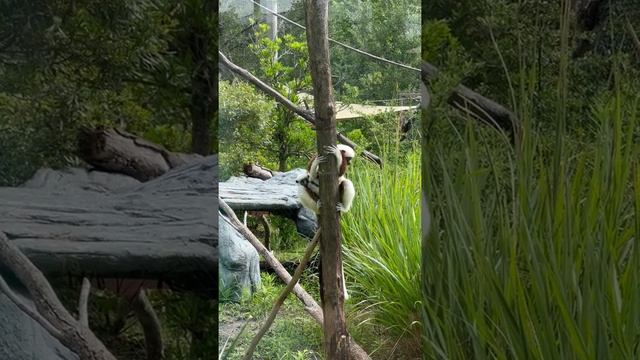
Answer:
[337, 144, 355, 165]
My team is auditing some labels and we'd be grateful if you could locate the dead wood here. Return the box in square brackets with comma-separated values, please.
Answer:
[78, 277, 91, 327]
[421, 62, 519, 140]
[243, 163, 273, 180]
[131, 289, 164, 360]
[0, 231, 117, 360]
[78, 128, 202, 181]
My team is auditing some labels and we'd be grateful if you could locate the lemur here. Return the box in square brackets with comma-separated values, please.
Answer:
[296, 144, 355, 214]
[295, 144, 356, 300]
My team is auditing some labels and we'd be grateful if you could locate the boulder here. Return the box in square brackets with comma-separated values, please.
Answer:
[218, 213, 261, 301]
[0, 155, 218, 295]
[0, 275, 77, 360]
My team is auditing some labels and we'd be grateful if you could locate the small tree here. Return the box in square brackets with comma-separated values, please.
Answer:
[249, 24, 315, 171]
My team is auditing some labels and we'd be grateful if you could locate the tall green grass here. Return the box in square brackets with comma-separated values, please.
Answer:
[422, 74, 640, 359]
[342, 147, 422, 348]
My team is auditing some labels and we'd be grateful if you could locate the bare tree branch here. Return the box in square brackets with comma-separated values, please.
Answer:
[219, 51, 382, 166]
[78, 277, 91, 327]
[0, 231, 117, 360]
[421, 62, 520, 141]
[131, 289, 164, 360]
[0, 274, 63, 340]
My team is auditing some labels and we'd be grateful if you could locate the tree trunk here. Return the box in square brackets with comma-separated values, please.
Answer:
[187, 2, 216, 155]
[305, 1, 350, 359]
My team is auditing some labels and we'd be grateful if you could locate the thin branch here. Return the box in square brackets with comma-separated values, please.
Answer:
[78, 277, 91, 327]
[218, 51, 382, 166]
[243, 230, 320, 360]
[131, 289, 164, 360]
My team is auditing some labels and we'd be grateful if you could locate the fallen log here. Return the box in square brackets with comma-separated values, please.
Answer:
[78, 128, 203, 181]
[421, 62, 519, 140]
[243, 163, 273, 180]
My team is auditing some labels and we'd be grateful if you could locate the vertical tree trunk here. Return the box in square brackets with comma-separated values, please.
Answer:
[188, 1, 216, 156]
[304, 1, 350, 359]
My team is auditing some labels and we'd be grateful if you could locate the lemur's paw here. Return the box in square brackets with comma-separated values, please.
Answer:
[336, 203, 345, 212]
[318, 145, 338, 163]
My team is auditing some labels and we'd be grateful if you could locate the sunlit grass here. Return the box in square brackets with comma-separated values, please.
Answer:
[342, 146, 422, 352]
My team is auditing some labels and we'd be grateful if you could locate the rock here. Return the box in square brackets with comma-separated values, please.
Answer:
[0, 155, 218, 295]
[0, 275, 78, 360]
[218, 212, 261, 301]
[220, 169, 317, 238]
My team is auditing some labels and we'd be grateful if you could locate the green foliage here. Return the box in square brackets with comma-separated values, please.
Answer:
[219, 23, 316, 177]
[155, 292, 217, 360]
[329, 0, 421, 101]
[248, 24, 314, 172]
[423, 87, 640, 359]
[143, 124, 192, 153]
[219, 80, 276, 179]
[339, 111, 420, 156]
[342, 146, 422, 352]
[219, 273, 323, 360]
[0, 0, 217, 185]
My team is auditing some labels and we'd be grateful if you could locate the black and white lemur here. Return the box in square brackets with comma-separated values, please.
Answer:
[295, 144, 356, 300]
[296, 144, 356, 214]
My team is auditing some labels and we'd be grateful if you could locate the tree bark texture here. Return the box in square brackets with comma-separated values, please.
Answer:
[305, 1, 350, 359]
[242, 163, 273, 180]
[131, 289, 164, 360]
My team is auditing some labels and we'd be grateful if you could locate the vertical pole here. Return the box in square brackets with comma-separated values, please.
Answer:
[304, 1, 349, 358]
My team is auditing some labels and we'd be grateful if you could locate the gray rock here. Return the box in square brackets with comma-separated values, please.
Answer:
[0, 277, 78, 360]
[218, 213, 260, 301]
[0, 155, 217, 358]
[220, 169, 317, 238]
[0, 155, 218, 294]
